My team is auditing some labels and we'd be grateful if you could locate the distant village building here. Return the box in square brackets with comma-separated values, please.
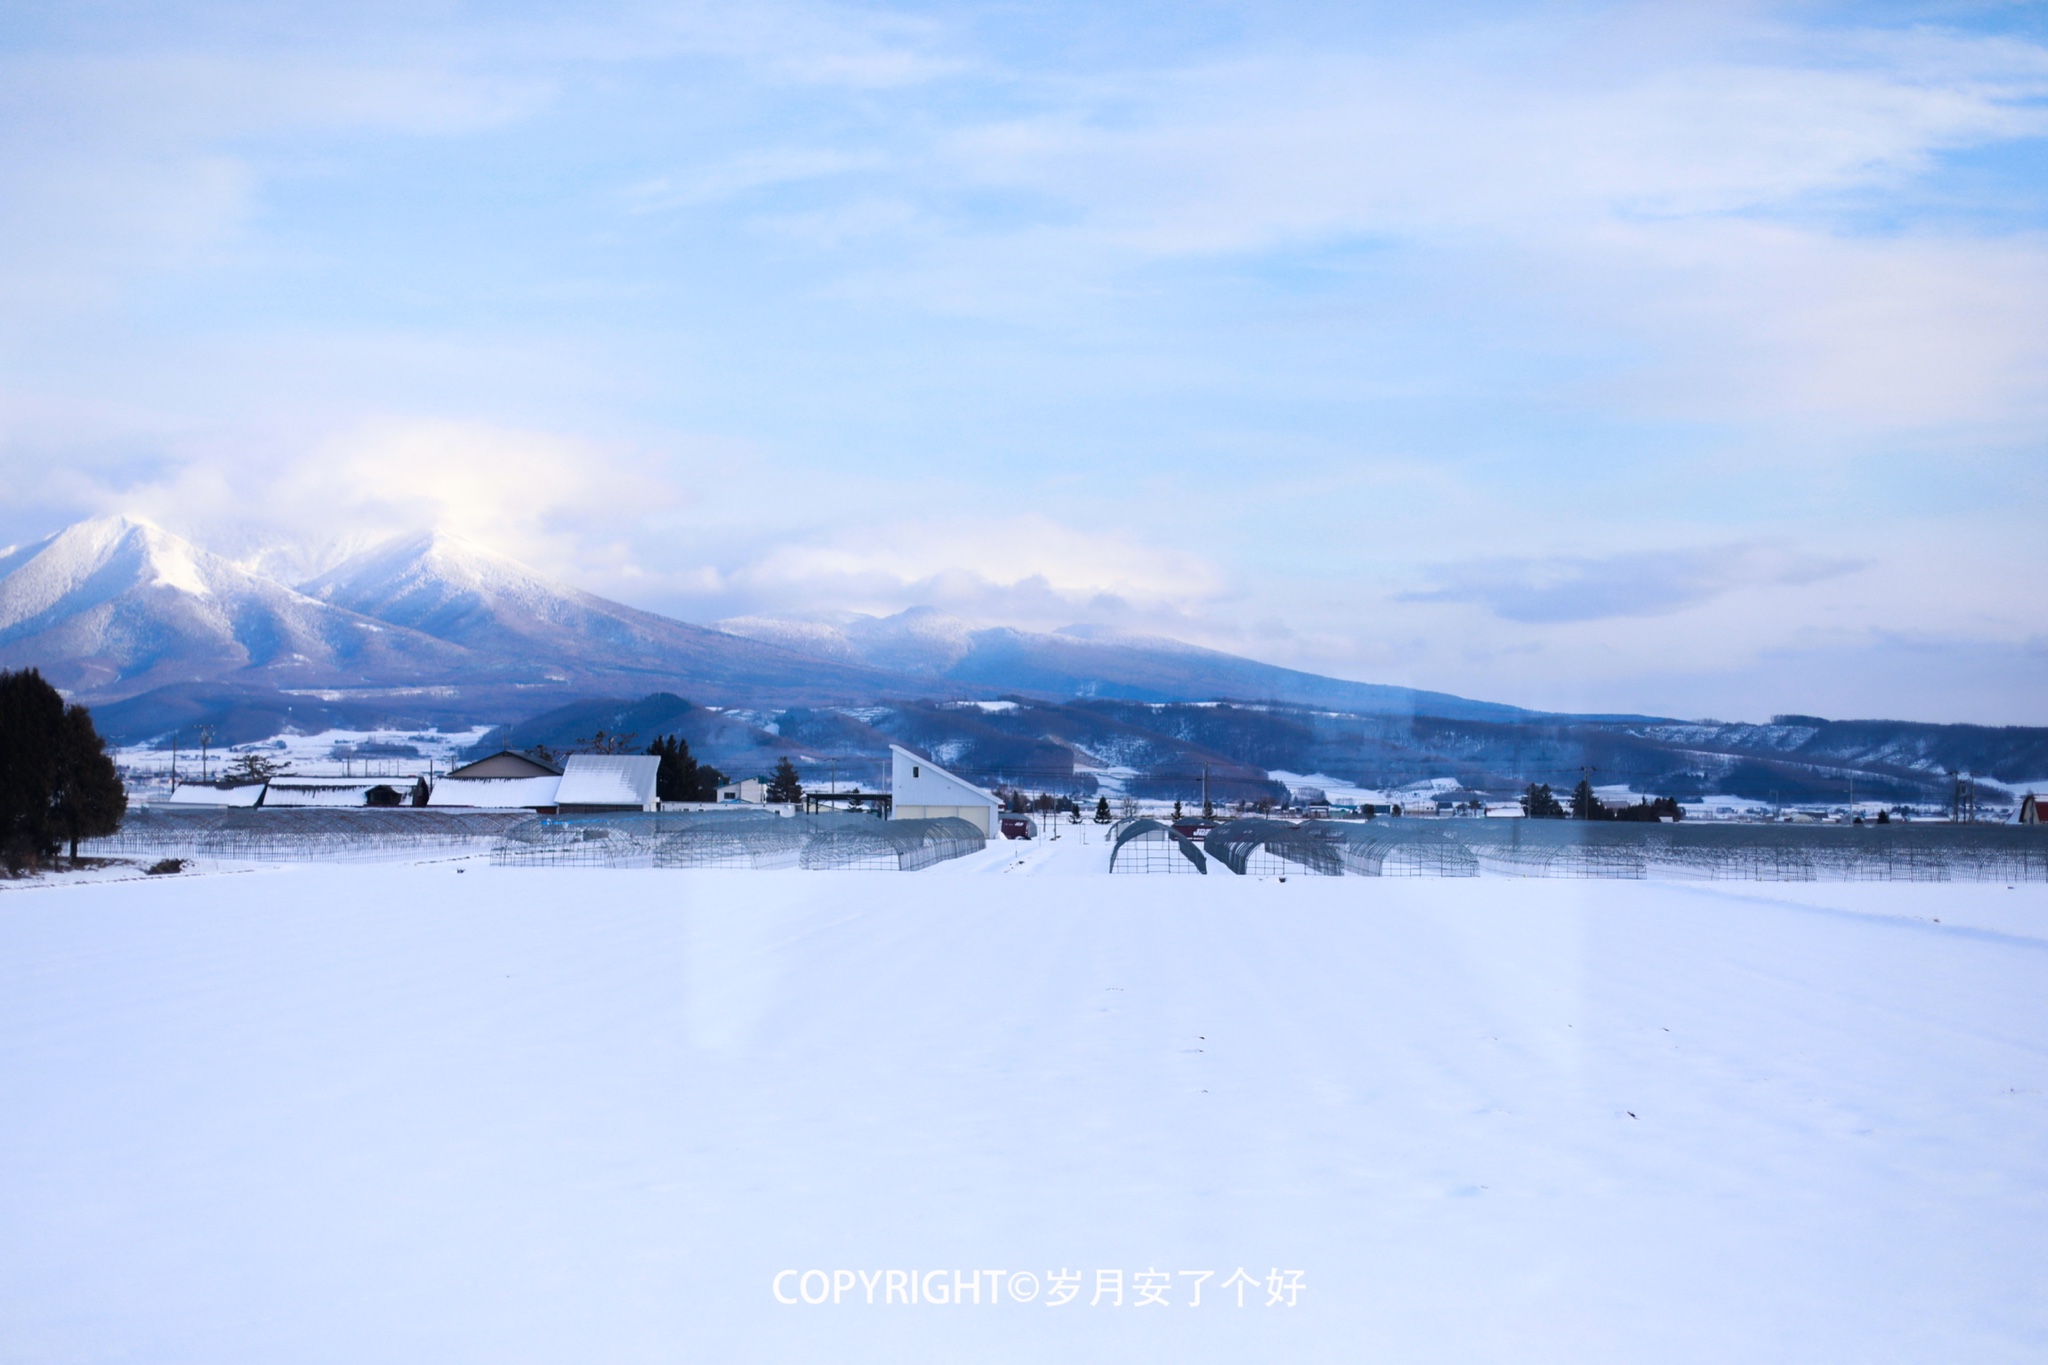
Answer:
[428, 750, 564, 811]
[718, 778, 766, 804]
[890, 744, 1001, 836]
[553, 754, 660, 813]
[263, 777, 427, 808]
[166, 783, 265, 807]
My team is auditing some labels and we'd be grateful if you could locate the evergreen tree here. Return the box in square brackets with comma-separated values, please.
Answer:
[1094, 795, 1112, 824]
[693, 761, 727, 803]
[1521, 783, 1565, 819]
[647, 735, 725, 802]
[53, 702, 126, 860]
[648, 735, 697, 802]
[1, 670, 126, 869]
[1172, 799, 1183, 819]
[0, 669, 64, 871]
[764, 756, 804, 804]
[1569, 779, 1608, 821]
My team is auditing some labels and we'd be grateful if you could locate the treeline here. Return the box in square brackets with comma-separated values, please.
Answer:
[1522, 781, 1683, 822]
[1, 669, 126, 872]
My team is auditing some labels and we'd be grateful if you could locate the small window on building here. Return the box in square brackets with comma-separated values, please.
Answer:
[913, 766, 920, 777]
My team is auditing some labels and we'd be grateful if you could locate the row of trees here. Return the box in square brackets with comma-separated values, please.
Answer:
[1, 669, 126, 872]
[1523, 781, 1683, 822]
[646, 735, 728, 803]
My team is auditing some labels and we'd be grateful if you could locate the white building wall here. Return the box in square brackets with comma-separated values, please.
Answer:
[889, 746, 1000, 835]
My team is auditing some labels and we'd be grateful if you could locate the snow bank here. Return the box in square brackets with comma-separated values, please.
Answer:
[1, 865, 2043, 1363]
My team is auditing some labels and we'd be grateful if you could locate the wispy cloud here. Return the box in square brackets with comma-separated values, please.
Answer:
[1402, 544, 1865, 623]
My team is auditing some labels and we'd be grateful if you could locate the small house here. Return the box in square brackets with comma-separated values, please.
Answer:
[717, 777, 766, 804]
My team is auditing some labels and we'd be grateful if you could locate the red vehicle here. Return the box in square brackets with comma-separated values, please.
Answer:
[1000, 815, 1039, 840]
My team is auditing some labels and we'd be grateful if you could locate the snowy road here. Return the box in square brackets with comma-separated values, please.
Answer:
[2, 860, 2045, 1363]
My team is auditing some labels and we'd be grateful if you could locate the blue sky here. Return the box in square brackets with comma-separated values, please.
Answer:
[3, 0, 2045, 722]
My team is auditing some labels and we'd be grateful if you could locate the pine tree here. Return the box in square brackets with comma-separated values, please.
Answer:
[1172, 799, 1183, 819]
[1094, 795, 1112, 824]
[1569, 779, 1607, 821]
[764, 756, 804, 804]
[0, 669, 64, 871]
[53, 702, 127, 860]
[1521, 782, 1565, 819]
[1, 670, 126, 869]
[648, 735, 697, 802]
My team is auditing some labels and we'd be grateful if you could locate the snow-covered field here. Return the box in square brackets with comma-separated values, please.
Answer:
[3, 841, 2045, 1363]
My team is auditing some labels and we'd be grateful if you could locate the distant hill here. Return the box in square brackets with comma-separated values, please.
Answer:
[716, 608, 1536, 721]
[14, 518, 2042, 807]
[468, 693, 2048, 811]
[7, 516, 1540, 741]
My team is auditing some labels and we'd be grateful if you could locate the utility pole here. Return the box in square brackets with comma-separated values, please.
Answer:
[198, 726, 214, 783]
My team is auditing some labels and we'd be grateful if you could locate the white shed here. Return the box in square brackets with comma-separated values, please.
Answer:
[428, 775, 563, 810]
[263, 777, 423, 808]
[167, 782, 266, 807]
[889, 745, 1001, 835]
[555, 754, 661, 812]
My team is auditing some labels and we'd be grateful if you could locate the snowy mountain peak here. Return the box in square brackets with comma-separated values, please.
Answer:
[0, 515, 478, 699]
[0, 515, 237, 634]
[300, 529, 598, 633]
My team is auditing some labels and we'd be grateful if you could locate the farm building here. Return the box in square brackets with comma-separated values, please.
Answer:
[889, 744, 1001, 836]
[166, 783, 266, 807]
[554, 754, 661, 813]
[429, 750, 564, 811]
[263, 777, 425, 808]
[717, 778, 766, 804]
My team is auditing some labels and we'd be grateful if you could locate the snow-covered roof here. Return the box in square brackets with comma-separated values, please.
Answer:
[444, 750, 561, 779]
[555, 754, 660, 809]
[167, 783, 266, 807]
[263, 780, 405, 808]
[427, 775, 562, 809]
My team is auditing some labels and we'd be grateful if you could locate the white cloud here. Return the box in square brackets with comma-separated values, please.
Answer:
[1402, 542, 1865, 623]
[723, 515, 1224, 624]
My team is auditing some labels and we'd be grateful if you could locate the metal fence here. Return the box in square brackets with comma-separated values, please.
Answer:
[82, 806, 533, 863]
[1176, 816, 2046, 880]
[492, 811, 987, 871]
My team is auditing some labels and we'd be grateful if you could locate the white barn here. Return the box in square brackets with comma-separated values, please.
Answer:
[428, 750, 564, 811]
[428, 775, 563, 810]
[555, 754, 661, 813]
[890, 745, 1001, 835]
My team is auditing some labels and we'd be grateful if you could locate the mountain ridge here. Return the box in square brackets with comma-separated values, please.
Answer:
[2, 516, 1540, 739]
